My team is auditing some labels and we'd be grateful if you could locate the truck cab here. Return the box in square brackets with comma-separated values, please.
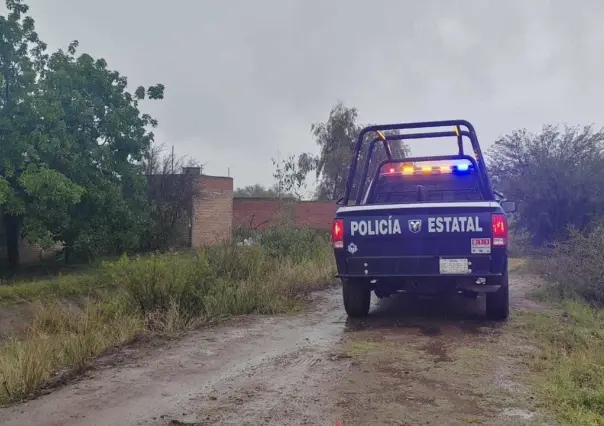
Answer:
[332, 120, 516, 320]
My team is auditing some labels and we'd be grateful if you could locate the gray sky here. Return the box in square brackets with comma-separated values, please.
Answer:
[8, 0, 604, 188]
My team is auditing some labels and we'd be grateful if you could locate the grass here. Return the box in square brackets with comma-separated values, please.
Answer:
[0, 228, 336, 405]
[516, 224, 604, 424]
[0, 271, 116, 306]
[516, 301, 604, 425]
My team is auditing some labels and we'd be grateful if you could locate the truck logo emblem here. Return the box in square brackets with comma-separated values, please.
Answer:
[408, 219, 422, 233]
[347, 242, 358, 254]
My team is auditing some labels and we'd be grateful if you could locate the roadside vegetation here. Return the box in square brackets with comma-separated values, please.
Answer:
[2, 0, 604, 422]
[0, 228, 335, 405]
[488, 125, 604, 425]
[0, 0, 342, 407]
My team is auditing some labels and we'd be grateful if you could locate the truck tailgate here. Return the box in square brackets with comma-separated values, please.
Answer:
[335, 201, 504, 277]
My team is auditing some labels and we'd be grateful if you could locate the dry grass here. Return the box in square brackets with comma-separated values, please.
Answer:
[0, 228, 336, 405]
[0, 301, 144, 403]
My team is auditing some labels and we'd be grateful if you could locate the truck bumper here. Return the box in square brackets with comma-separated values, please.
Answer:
[335, 254, 506, 280]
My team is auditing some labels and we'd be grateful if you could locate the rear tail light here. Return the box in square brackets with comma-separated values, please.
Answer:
[491, 214, 507, 246]
[332, 219, 344, 249]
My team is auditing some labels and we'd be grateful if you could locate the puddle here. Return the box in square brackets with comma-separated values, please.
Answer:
[501, 408, 535, 420]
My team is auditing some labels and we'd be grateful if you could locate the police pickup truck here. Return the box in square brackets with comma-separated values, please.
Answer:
[332, 119, 516, 320]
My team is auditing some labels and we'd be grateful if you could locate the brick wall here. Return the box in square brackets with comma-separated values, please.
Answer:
[191, 175, 234, 247]
[232, 197, 337, 231]
[1, 176, 339, 264]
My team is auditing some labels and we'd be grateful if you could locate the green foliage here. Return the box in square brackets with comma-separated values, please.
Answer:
[256, 227, 330, 262]
[518, 303, 604, 425]
[0, 229, 336, 404]
[108, 252, 214, 317]
[537, 222, 604, 306]
[271, 154, 315, 199]
[311, 102, 409, 200]
[271, 101, 409, 201]
[488, 124, 604, 245]
[234, 183, 281, 198]
[0, 0, 165, 265]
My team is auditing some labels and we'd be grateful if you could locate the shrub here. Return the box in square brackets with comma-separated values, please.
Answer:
[539, 222, 604, 305]
[257, 227, 329, 262]
[488, 124, 604, 245]
[204, 243, 273, 282]
[106, 251, 214, 319]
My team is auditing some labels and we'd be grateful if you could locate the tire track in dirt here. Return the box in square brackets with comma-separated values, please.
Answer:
[325, 269, 551, 426]
[0, 269, 552, 426]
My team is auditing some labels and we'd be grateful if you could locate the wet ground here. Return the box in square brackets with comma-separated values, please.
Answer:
[0, 270, 549, 426]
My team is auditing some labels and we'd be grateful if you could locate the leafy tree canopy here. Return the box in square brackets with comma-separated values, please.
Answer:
[488, 124, 604, 245]
[234, 184, 282, 198]
[0, 0, 164, 267]
[272, 101, 409, 201]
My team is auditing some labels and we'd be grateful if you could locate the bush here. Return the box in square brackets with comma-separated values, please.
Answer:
[539, 222, 604, 305]
[256, 227, 330, 262]
[488, 124, 604, 245]
[107, 251, 214, 318]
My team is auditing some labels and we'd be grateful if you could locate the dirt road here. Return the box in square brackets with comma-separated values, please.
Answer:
[0, 270, 550, 426]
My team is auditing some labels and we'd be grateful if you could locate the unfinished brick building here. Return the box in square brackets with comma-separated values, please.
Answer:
[183, 168, 337, 247]
[4, 170, 337, 263]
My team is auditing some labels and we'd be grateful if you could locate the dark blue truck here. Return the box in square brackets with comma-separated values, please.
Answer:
[332, 120, 516, 320]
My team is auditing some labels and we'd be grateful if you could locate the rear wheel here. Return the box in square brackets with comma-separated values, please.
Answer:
[486, 272, 509, 321]
[342, 279, 371, 318]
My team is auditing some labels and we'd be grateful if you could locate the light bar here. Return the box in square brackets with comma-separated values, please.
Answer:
[380, 163, 473, 176]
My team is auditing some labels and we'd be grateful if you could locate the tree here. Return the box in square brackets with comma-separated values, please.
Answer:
[487, 124, 604, 245]
[0, 0, 164, 267]
[271, 153, 316, 200]
[140, 144, 201, 251]
[234, 184, 280, 198]
[0, 0, 82, 269]
[273, 101, 409, 201]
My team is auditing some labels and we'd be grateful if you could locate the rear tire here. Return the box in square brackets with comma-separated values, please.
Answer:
[486, 272, 509, 321]
[342, 279, 371, 318]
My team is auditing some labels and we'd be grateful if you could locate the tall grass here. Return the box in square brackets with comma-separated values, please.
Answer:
[0, 228, 336, 405]
[523, 223, 604, 424]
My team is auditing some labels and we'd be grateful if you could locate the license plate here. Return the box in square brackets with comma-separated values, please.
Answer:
[439, 258, 470, 274]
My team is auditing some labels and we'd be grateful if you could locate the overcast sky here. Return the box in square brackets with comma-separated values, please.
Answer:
[6, 0, 604, 188]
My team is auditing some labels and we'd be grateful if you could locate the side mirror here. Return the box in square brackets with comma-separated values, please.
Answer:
[500, 200, 516, 213]
[335, 197, 345, 206]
